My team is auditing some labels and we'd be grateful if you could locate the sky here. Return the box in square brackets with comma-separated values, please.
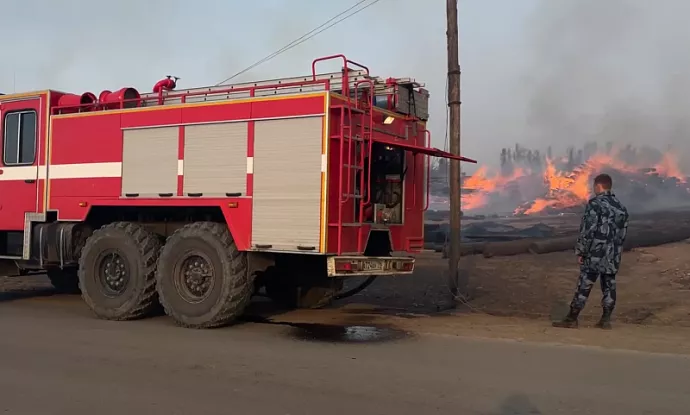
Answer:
[2, 0, 689, 173]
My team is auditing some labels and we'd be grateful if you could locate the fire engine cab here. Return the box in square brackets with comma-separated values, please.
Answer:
[0, 54, 475, 328]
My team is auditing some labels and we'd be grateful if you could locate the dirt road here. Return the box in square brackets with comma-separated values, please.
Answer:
[1, 296, 690, 415]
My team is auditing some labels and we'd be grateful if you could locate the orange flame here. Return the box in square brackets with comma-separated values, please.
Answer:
[516, 155, 631, 214]
[651, 153, 686, 183]
[459, 149, 687, 216]
[515, 151, 686, 215]
[462, 167, 526, 211]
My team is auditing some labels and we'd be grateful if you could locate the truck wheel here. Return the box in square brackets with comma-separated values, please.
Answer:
[155, 222, 251, 329]
[47, 268, 80, 294]
[78, 222, 161, 320]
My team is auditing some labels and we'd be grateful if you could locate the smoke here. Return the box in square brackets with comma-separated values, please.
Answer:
[436, 0, 690, 215]
[0, 1, 362, 93]
[207, 1, 333, 84]
[0, 0, 181, 92]
[6, 0, 690, 175]
[519, 0, 690, 169]
[0, 0, 416, 100]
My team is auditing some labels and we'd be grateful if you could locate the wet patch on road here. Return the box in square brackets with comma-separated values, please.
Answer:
[288, 323, 410, 344]
[241, 315, 411, 344]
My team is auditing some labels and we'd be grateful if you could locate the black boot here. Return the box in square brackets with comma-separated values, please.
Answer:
[552, 308, 580, 329]
[595, 309, 613, 330]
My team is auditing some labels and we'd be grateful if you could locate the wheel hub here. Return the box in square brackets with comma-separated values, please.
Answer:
[97, 251, 129, 296]
[175, 254, 215, 303]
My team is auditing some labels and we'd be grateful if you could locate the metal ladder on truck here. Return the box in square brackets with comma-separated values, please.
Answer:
[313, 55, 375, 255]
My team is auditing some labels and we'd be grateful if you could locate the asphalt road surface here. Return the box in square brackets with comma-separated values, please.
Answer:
[1, 296, 689, 415]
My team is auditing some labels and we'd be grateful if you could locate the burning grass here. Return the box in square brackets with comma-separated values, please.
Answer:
[457, 144, 690, 215]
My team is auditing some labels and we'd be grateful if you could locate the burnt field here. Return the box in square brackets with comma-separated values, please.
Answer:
[340, 245, 690, 327]
[424, 208, 690, 255]
[342, 209, 690, 327]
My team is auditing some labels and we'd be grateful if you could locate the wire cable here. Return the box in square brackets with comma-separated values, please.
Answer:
[215, 0, 383, 86]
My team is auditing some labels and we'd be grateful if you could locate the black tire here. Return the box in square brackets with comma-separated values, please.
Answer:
[78, 222, 161, 321]
[155, 222, 251, 329]
[47, 268, 80, 294]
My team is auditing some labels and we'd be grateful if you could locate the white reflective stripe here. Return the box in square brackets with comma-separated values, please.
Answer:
[49, 162, 123, 179]
[0, 159, 256, 180]
[0, 165, 38, 181]
[321, 154, 327, 172]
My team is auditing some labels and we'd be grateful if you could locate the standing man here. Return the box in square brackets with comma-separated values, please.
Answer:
[553, 173, 629, 330]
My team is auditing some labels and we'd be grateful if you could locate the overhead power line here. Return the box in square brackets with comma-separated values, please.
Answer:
[215, 0, 383, 86]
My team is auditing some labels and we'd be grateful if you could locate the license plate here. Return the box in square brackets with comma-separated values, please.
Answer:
[361, 260, 384, 271]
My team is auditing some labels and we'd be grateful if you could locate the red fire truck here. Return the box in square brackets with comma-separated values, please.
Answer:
[0, 54, 475, 328]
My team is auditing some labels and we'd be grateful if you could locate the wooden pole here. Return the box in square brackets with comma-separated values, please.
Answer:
[446, 0, 463, 299]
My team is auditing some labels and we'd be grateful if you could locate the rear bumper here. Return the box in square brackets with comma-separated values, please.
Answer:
[326, 256, 415, 277]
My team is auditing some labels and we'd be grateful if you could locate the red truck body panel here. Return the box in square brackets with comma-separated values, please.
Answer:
[47, 93, 326, 252]
[0, 56, 476, 261]
[326, 94, 426, 253]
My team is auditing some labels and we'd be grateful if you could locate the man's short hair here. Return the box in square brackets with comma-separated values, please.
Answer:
[594, 173, 613, 189]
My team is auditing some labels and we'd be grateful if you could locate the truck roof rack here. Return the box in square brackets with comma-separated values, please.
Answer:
[139, 69, 425, 108]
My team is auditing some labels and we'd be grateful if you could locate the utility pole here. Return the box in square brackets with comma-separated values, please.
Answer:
[446, 0, 463, 300]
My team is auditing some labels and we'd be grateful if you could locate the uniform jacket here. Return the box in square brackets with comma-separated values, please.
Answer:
[574, 190, 629, 274]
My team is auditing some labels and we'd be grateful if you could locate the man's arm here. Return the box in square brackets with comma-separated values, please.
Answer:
[621, 211, 629, 242]
[575, 201, 599, 257]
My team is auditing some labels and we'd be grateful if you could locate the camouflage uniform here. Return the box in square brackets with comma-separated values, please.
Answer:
[556, 190, 629, 328]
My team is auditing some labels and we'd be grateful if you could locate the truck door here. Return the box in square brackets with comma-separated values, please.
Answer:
[0, 97, 41, 231]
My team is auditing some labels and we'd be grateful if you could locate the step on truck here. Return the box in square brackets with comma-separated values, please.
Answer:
[0, 54, 476, 328]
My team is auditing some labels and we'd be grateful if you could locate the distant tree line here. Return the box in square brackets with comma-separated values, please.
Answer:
[498, 141, 635, 173]
[499, 144, 544, 174]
